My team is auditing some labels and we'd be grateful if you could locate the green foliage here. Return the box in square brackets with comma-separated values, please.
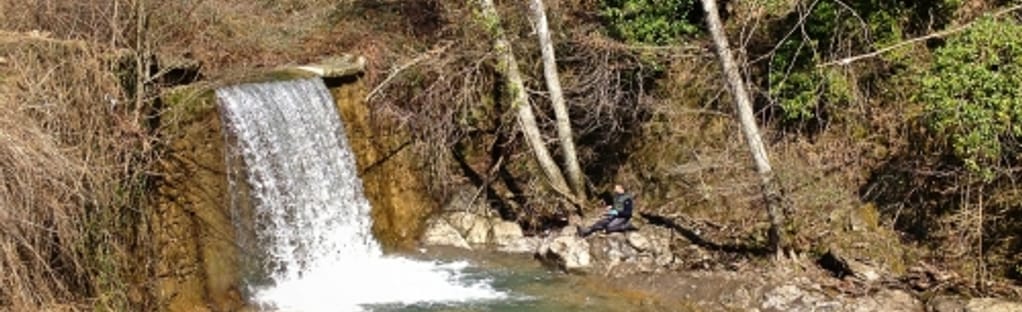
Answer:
[767, 0, 958, 124]
[768, 1, 858, 123]
[920, 18, 1022, 177]
[600, 0, 699, 45]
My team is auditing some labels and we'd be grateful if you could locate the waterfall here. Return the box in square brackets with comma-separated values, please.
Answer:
[216, 78, 503, 311]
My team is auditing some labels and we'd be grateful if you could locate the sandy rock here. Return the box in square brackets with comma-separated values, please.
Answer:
[464, 217, 491, 245]
[491, 220, 524, 246]
[422, 219, 470, 249]
[537, 235, 591, 271]
[446, 211, 480, 236]
[965, 298, 1022, 312]
[498, 236, 540, 254]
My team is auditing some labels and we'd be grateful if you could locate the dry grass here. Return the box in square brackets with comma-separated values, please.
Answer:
[0, 33, 154, 310]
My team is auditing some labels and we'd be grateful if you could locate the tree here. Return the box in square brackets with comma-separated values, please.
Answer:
[698, 0, 791, 254]
[475, 0, 576, 202]
[528, 0, 586, 201]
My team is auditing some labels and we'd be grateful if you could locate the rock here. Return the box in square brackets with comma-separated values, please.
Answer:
[589, 233, 636, 265]
[761, 285, 840, 312]
[820, 248, 883, 282]
[627, 232, 651, 251]
[928, 295, 966, 312]
[498, 236, 540, 254]
[446, 211, 480, 236]
[537, 235, 591, 271]
[965, 298, 1022, 312]
[421, 219, 470, 249]
[761, 285, 804, 311]
[862, 289, 922, 312]
[720, 286, 753, 309]
[491, 220, 524, 246]
[464, 217, 491, 245]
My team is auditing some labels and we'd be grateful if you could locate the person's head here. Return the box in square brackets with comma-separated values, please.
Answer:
[613, 184, 625, 194]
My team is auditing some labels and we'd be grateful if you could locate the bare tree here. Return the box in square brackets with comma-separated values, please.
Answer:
[528, 0, 586, 201]
[475, 0, 575, 201]
[699, 0, 790, 254]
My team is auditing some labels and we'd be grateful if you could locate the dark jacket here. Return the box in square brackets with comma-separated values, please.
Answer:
[611, 192, 634, 218]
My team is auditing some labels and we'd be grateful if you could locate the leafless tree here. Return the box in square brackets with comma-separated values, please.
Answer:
[528, 0, 586, 201]
[475, 0, 576, 202]
[699, 0, 791, 254]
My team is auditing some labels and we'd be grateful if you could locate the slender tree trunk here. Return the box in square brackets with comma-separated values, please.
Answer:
[699, 0, 790, 254]
[476, 0, 575, 200]
[528, 0, 586, 201]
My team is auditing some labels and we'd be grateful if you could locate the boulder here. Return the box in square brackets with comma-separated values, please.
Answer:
[421, 219, 470, 249]
[446, 211, 481, 236]
[965, 298, 1022, 312]
[537, 235, 591, 271]
[820, 247, 883, 282]
[498, 236, 540, 254]
[491, 220, 525, 247]
[464, 217, 491, 245]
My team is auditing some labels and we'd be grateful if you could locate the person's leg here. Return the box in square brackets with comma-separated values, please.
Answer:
[605, 217, 632, 233]
[579, 216, 613, 236]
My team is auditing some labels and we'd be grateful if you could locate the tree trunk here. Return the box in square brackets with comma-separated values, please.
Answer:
[476, 0, 575, 201]
[699, 0, 790, 254]
[528, 0, 586, 201]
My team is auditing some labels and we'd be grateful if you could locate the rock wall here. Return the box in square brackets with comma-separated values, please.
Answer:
[152, 70, 436, 311]
[154, 86, 242, 312]
[330, 78, 436, 250]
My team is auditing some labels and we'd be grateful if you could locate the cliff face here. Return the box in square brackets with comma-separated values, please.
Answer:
[153, 68, 435, 311]
[330, 78, 435, 251]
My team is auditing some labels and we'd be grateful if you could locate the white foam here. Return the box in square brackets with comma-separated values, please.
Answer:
[252, 257, 504, 312]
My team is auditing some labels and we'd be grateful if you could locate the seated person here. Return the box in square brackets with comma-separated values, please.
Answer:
[578, 184, 634, 237]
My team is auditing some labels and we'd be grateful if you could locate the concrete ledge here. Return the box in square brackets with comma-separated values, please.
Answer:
[294, 54, 366, 78]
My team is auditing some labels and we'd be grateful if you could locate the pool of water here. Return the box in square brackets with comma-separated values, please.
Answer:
[360, 247, 693, 312]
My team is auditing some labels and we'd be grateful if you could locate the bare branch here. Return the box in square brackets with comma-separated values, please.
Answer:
[818, 4, 1022, 68]
[366, 41, 454, 102]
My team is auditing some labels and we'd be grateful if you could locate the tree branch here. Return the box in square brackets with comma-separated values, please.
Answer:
[818, 4, 1022, 68]
[366, 41, 453, 102]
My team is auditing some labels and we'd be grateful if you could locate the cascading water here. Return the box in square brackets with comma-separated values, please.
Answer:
[216, 78, 504, 311]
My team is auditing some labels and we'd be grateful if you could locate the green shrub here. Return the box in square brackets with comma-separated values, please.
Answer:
[920, 18, 1022, 176]
[600, 0, 699, 45]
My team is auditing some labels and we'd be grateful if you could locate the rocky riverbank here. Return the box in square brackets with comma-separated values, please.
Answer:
[421, 208, 1022, 312]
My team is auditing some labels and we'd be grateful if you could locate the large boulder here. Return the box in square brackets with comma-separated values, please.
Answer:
[537, 235, 591, 271]
[491, 220, 525, 247]
[446, 211, 481, 236]
[498, 236, 540, 254]
[590, 233, 638, 265]
[965, 298, 1022, 312]
[464, 217, 491, 245]
[422, 219, 470, 249]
